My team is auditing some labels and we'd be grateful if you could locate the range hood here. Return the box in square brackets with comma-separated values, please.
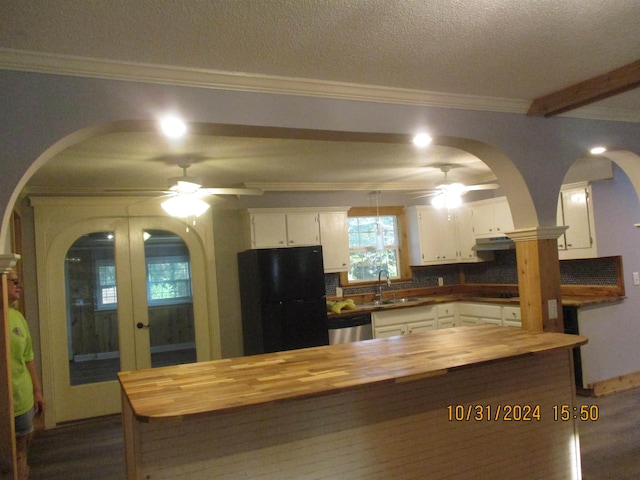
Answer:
[473, 236, 515, 251]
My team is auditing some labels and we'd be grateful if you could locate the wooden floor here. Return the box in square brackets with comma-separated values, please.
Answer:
[27, 389, 640, 479]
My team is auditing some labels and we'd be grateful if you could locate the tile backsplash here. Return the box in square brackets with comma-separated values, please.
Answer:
[327, 251, 620, 296]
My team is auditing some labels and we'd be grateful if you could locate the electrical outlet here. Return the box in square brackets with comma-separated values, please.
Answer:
[633, 272, 640, 286]
[438, 277, 444, 286]
[336, 287, 343, 297]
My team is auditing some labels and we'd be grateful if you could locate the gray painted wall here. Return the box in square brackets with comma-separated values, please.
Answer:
[2, 70, 640, 384]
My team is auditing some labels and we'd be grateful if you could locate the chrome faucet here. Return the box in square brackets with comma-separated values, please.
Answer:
[376, 269, 391, 303]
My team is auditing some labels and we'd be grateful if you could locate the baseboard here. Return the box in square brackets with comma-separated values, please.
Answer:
[584, 370, 640, 397]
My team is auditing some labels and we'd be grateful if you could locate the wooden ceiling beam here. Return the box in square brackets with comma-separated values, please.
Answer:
[527, 60, 640, 117]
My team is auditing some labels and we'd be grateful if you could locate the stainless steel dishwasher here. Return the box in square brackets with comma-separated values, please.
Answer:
[327, 312, 373, 344]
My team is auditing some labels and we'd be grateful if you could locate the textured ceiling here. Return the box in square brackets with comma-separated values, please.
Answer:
[3, 0, 639, 109]
[2, 0, 639, 195]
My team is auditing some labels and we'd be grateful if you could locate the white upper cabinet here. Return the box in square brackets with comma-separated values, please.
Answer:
[471, 197, 514, 238]
[319, 211, 350, 272]
[407, 205, 489, 266]
[557, 183, 596, 259]
[285, 212, 321, 246]
[249, 211, 319, 248]
[456, 205, 480, 261]
[250, 212, 289, 248]
[247, 208, 350, 272]
[407, 205, 458, 265]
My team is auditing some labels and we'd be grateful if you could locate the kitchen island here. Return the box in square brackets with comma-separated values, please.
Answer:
[119, 325, 588, 480]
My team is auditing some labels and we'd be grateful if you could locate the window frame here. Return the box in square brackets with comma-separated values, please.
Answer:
[95, 260, 118, 311]
[145, 254, 193, 306]
[340, 206, 412, 286]
[94, 255, 193, 310]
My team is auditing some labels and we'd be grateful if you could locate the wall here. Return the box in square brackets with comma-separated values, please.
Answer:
[577, 165, 640, 386]
[2, 70, 640, 382]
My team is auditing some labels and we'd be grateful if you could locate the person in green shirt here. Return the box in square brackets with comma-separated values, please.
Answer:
[7, 270, 45, 480]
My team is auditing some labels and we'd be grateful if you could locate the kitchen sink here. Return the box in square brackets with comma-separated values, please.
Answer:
[394, 297, 433, 303]
[362, 297, 432, 307]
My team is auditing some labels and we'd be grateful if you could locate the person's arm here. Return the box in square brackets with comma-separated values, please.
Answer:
[26, 361, 45, 417]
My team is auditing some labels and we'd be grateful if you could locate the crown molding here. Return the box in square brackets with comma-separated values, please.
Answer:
[1, 49, 637, 122]
[0, 49, 525, 113]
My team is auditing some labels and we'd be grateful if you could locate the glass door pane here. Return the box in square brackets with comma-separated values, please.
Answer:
[143, 230, 197, 368]
[65, 232, 120, 386]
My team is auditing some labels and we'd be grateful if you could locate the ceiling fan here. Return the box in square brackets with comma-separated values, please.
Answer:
[413, 164, 499, 208]
[161, 163, 263, 218]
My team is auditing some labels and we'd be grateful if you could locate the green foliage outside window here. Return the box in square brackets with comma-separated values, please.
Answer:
[147, 260, 192, 303]
[348, 216, 399, 281]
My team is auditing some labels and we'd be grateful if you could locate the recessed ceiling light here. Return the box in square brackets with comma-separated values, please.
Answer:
[413, 133, 432, 147]
[590, 146, 607, 155]
[160, 116, 187, 139]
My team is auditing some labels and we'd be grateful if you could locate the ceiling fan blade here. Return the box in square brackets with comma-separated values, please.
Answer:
[202, 187, 264, 196]
[409, 191, 439, 199]
[466, 183, 499, 191]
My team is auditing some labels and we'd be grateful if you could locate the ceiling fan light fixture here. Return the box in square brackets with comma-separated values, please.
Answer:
[446, 182, 466, 195]
[161, 194, 210, 218]
[431, 191, 463, 209]
[171, 179, 202, 194]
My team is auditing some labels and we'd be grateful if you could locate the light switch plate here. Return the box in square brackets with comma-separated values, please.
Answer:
[633, 272, 640, 286]
[548, 299, 558, 319]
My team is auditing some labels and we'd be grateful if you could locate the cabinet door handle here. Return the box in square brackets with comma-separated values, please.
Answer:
[136, 322, 150, 329]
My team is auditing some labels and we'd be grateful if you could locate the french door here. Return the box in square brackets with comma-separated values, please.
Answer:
[34, 200, 218, 425]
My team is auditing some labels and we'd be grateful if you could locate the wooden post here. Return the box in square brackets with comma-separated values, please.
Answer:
[507, 227, 567, 333]
[0, 254, 20, 480]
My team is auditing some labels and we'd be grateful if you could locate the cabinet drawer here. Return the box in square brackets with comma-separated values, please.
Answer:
[372, 305, 436, 327]
[503, 306, 522, 328]
[407, 320, 437, 334]
[458, 302, 502, 319]
[436, 303, 457, 318]
[503, 306, 521, 321]
[374, 325, 406, 338]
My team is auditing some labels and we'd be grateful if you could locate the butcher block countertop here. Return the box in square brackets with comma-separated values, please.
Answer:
[328, 293, 624, 316]
[118, 325, 587, 423]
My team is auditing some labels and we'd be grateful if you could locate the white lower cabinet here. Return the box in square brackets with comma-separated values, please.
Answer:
[372, 306, 437, 338]
[502, 306, 522, 328]
[372, 302, 521, 338]
[436, 303, 458, 329]
[458, 302, 503, 327]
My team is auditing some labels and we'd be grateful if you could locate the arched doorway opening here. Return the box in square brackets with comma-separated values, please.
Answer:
[5, 120, 543, 426]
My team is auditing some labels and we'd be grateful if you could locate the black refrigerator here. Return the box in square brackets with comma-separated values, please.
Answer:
[238, 246, 330, 355]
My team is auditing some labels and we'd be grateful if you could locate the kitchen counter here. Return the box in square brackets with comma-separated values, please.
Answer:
[120, 326, 587, 479]
[328, 292, 624, 316]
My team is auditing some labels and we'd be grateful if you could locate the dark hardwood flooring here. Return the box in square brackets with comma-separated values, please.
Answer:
[27, 388, 640, 479]
[29, 415, 124, 480]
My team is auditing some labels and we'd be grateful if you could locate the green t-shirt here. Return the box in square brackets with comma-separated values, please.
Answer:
[9, 308, 35, 416]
